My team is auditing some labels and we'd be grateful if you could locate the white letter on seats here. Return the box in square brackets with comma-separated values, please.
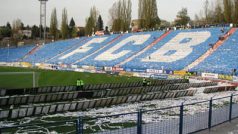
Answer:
[95, 34, 151, 61]
[142, 32, 211, 62]
[59, 37, 108, 60]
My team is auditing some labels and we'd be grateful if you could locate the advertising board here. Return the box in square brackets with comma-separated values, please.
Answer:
[201, 73, 218, 79]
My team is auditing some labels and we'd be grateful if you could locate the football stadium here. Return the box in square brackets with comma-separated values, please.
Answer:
[0, 0, 238, 134]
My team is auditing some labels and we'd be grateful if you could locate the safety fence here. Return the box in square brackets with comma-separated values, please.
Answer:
[1, 93, 238, 134]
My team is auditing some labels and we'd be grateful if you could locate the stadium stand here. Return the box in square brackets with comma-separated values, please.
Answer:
[48, 34, 119, 64]
[77, 31, 164, 67]
[72, 34, 124, 64]
[24, 38, 87, 63]
[123, 27, 229, 70]
[117, 30, 171, 66]
[20, 45, 42, 60]
[0, 45, 35, 62]
[1, 27, 236, 75]
[191, 28, 238, 74]
[184, 28, 236, 71]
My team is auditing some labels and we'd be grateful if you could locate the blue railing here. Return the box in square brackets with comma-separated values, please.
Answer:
[1, 93, 238, 134]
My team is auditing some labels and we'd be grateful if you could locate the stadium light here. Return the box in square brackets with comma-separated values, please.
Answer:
[39, 0, 48, 44]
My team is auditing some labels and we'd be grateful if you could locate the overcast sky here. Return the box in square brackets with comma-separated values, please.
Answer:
[0, 0, 214, 27]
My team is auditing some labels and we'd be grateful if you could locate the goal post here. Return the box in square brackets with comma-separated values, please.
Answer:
[0, 72, 39, 89]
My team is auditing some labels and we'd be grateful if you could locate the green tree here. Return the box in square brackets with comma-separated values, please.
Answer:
[0, 26, 11, 38]
[85, 6, 98, 35]
[96, 15, 104, 31]
[6, 22, 11, 30]
[174, 8, 190, 26]
[69, 18, 77, 38]
[31, 25, 40, 39]
[50, 8, 58, 40]
[69, 18, 75, 28]
[85, 17, 94, 36]
[61, 8, 69, 39]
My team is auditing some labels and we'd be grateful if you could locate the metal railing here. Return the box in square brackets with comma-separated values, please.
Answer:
[1, 93, 238, 134]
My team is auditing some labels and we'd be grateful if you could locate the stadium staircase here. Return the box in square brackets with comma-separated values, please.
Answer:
[19, 45, 41, 61]
[184, 28, 237, 71]
[44, 37, 89, 62]
[71, 34, 124, 64]
[116, 30, 172, 66]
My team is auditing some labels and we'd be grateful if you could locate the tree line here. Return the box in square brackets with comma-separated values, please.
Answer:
[194, 0, 238, 26]
[1, 0, 238, 44]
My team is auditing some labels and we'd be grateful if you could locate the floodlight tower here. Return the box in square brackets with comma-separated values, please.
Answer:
[39, 0, 48, 44]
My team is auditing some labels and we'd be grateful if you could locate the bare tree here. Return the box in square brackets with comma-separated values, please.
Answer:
[204, 0, 209, 23]
[233, 0, 238, 24]
[223, 0, 233, 23]
[110, 0, 132, 32]
[138, 0, 160, 30]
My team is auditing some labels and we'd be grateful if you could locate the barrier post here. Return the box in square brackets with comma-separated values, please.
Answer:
[76, 117, 84, 134]
[76, 119, 79, 134]
[229, 94, 233, 122]
[137, 109, 142, 134]
[208, 98, 213, 129]
[179, 103, 184, 134]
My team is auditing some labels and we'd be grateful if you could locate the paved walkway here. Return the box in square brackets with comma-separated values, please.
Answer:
[197, 119, 238, 134]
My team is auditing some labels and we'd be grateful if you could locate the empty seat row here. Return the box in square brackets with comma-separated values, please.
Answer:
[203, 86, 236, 93]
[0, 89, 197, 119]
[0, 79, 188, 96]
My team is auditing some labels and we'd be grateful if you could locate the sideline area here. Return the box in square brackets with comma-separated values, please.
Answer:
[197, 119, 238, 134]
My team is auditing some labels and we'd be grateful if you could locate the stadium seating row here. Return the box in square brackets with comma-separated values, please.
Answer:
[191, 28, 238, 74]
[0, 79, 189, 96]
[78, 31, 164, 67]
[0, 45, 35, 62]
[123, 28, 228, 70]
[203, 86, 236, 93]
[0, 89, 196, 119]
[0, 82, 216, 106]
[49, 34, 119, 64]
[24, 38, 87, 63]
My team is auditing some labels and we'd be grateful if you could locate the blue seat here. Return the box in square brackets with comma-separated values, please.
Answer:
[192, 29, 238, 75]
[79, 31, 164, 67]
[24, 38, 86, 63]
[0, 45, 35, 62]
[125, 28, 228, 71]
[49, 34, 119, 64]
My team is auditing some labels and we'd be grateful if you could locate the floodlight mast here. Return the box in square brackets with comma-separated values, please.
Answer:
[39, 0, 48, 44]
